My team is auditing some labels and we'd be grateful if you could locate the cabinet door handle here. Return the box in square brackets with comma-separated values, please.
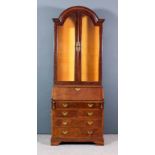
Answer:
[76, 46, 80, 52]
[88, 131, 93, 135]
[87, 112, 93, 116]
[62, 103, 68, 108]
[76, 41, 81, 52]
[62, 131, 68, 135]
[88, 103, 93, 108]
[62, 112, 68, 116]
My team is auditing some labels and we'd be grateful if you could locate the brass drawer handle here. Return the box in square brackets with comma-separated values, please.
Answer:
[62, 121, 68, 125]
[75, 88, 80, 91]
[62, 112, 68, 116]
[88, 103, 93, 108]
[87, 121, 93, 125]
[62, 103, 68, 108]
[62, 131, 68, 135]
[88, 131, 93, 135]
[87, 112, 93, 116]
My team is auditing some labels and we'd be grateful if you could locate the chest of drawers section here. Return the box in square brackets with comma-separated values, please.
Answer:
[51, 101, 104, 145]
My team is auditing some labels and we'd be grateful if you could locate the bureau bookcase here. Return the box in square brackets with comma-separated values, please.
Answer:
[51, 6, 105, 145]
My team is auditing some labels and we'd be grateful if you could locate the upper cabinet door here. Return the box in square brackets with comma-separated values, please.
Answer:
[53, 6, 104, 84]
[81, 14, 100, 82]
[56, 14, 76, 81]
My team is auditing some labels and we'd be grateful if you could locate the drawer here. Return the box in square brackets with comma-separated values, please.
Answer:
[54, 118, 102, 127]
[53, 128, 102, 138]
[54, 109, 102, 118]
[54, 110, 78, 117]
[55, 101, 102, 109]
[52, 86, 104, 100]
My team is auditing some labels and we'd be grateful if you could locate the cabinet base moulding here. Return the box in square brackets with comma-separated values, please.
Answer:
[51, 137, 104, 146]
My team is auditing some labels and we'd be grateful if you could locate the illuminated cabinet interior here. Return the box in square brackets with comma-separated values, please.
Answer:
[51, 6, 105, 145]
[57, 14, 76, 81]
[55, 8, 103, 84]
[81, 14, 100, 82]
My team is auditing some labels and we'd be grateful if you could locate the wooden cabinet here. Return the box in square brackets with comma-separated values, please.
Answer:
[51, 6, 105, 145]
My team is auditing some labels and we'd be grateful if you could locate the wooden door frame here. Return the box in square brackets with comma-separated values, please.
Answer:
[53, 6, 105, 85]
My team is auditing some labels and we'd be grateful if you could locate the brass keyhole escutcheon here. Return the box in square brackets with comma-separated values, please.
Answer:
[62, 103, 68, 108]
[76, 41, 81, 52]
[88, 103, 93, 108]
[75, 88, 80, 91]
[62, 112, 68, 116]
[62, 131, 68, 135]
[87, 121, 93, 125]
[87, 112, 93, 116]
[87, 131, 93, 135]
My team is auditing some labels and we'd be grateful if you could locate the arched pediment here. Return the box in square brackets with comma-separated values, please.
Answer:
[53, 6, 105, 25]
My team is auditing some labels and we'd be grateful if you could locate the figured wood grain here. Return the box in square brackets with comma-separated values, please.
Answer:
[52, 87, 104, 100]
[54, 118, 102, 128]
[51, 6, 104, 145]
[55, 101, 102, 109]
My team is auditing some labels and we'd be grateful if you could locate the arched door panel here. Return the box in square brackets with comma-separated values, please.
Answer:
[81, 14, 100, 82]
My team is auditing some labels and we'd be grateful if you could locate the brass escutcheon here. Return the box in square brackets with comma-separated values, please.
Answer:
[62, 103, 68, 108]
[87, 121, 93, 125]
[62, 112, 68, 116]
[87, 131, 93, 135]
[62, 121, 68, 125]
[62, 131, 68, 135]
[87, 112, 93, 116]
[75, 88, 80, 91]
[88, 103, 93, 108]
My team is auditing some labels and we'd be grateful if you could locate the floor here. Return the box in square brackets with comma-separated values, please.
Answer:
[37, 134, 118, 155]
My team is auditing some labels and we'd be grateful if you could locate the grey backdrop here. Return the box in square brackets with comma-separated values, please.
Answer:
[37, 0, 118, 134]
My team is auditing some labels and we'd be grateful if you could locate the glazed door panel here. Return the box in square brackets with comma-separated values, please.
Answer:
[56, 14, 76, 81]
[55, 12, 101, 84]
[81, 14, 100, 82]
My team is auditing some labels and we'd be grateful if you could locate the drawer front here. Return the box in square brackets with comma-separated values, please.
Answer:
[55, 102, 102, 109]
[52, 87, 103, 100]
[53, 128, 102, 138]
[54, 110, 78, 117]
[54, 109, 102, 118]
[54, 119, 102, 127]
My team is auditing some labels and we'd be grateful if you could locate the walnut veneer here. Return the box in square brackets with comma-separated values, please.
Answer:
[51, 6, 105, 145]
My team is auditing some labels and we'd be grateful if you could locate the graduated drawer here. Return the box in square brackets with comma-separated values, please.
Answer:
[54, 109, 102, 118]
[53, 128, 102, 138]
[55, 101, 102, 109]
[54, 118, 102, 127]
[52, 86, 103, 100]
